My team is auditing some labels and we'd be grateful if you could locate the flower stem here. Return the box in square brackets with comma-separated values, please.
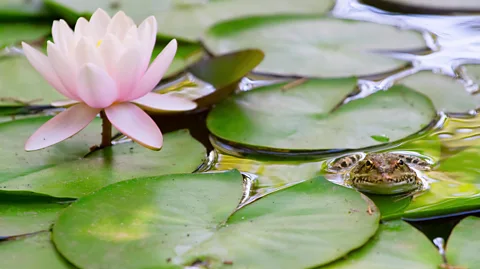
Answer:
[100, 110, 112, 148]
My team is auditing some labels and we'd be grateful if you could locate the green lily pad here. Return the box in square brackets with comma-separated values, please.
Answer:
[154, 40, 205, 79]
[203, 15, 425, 77]
[400, 145, 480, 219]
[0, 0, 51, 19]
[398, 71, 480, 112]
[0, 23, 50, 49]
[0, 232, 74, 269]
[155, 49, 265, 109]
[0, 54, 64, 107]
[53, 171, 379, 269]
[0, 194, 70, 237]
[446, 216, 480, 269]
[320, 220, 442, 269]
[361, 0, 480, 14]
[0, 116, 206, 198]
[45, 0, 334, 41]
[207, 79, 436, 151]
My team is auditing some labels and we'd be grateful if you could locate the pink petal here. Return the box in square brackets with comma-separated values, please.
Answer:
[89, 8, 111, 40]
[74, 17, 90, 40]
[115, 47, 143, 99]
[76, 37, 105, 69]
[132, 92, 197, 112]
[51, 99, 80, 107]
[107, 11, 135, 41]
[77, 63, 118, 108]
[22, 42, 77, 100]
[99, 34, 124, 76]
[25, 103, 100, 151]
[128, 39, 177, 100]
[137, 16, 157, 73]
[47, 41, 78, 97]
[105, 103, 163, 150]
[53, 20, 74, 53]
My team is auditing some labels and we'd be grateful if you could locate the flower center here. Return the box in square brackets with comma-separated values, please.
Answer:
[96, 40, 103, 48]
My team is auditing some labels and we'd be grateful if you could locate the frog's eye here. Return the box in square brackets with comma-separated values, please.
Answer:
[397, 159, 404, 166]
[365, 160, 373, 167]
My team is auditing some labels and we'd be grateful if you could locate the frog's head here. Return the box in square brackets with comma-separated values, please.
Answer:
[348, 153, 419, 195]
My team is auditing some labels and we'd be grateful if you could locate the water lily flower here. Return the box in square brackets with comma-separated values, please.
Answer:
[22, 8, 197, 151]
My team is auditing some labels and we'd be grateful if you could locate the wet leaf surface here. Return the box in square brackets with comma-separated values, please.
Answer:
[445, 216, 480, 269]
[0, 54, 64, 107]
[45, 0, 334, 41]
[203, 15, 425, 77]
[155, 49, 265, 109]
[0, 117, 206, 198]
[207, 79, 436, 151]
[0, 232, 75, 269]
[398, 71, 480, 112]
[0, 194, 69, 237]
[319, 220, 442, 269]
[53, 171, 379, 269]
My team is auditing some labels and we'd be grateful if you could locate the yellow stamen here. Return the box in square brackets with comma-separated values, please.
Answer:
[96, 40, 103, 47]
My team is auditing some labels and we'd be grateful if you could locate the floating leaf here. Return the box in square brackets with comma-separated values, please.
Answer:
[0, 23, 50, 49]
[155, 49, 265, 109]
[0, 194, 69, 237]
[398, 71, 480, 112]
[203, 15, 425, 77]
[320, 220, 441, 269]
[371, 135, 390, 143]
[0, 117, 206, 198]
[153, 40, 205, 79]
[207, 79, 436, 151]
[446, 216, 480, 269]
[0, 54, 64, 107]
[0, 0, 51, 19]
[361, 0, 480, 14]
[0, 232, 74, 269]
[45, 0, 334, 41]
[53, 171, 379, 269]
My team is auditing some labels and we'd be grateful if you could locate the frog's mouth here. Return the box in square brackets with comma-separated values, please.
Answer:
[348, 175, 419, 195]
[351, 181, 418, 195]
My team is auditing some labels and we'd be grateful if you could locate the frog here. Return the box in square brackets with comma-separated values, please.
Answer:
[327, 152, 430, 195]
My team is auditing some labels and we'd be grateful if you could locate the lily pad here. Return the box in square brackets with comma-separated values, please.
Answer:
[0, 116, 206, 198]
[0, 54, 64, 107]
[45, 0, 334, 41]
[155, 49, 265, 109]
[398, 71, 480, 113]
[0, 0, 50, 19]
[202, 15, 425, 78]
[0, 23, 50, 49]
[446, 216, 480, 269]
[0, 232, 74, 269]
[0, 194, 69, 237]
[154, 40, 205, 79]
[361, 0, 480, 14]
[320, 220, 442, 269]
[207, 79, 436, 151]
[53, 171, 379, 269]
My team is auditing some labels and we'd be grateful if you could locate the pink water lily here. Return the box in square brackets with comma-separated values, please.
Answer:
[22, 8, 197, 151]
